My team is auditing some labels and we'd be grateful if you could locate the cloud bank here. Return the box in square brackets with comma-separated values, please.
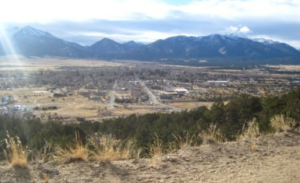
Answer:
[0, 0, 299, 48]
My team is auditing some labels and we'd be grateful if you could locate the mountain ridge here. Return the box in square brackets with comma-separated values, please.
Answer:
[0, 26, 299, 64]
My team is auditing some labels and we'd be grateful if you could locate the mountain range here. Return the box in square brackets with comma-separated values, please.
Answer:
[1, 26, 299, 65]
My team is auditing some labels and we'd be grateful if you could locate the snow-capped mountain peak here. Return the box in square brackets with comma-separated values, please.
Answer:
[14, 26, 53, 37]
[252, 38, 277, 45]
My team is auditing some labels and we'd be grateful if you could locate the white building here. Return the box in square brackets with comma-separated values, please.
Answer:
[174, 88, 189, 95]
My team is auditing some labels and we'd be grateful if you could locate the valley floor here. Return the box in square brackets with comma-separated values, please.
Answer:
[1, 132, 300, 183]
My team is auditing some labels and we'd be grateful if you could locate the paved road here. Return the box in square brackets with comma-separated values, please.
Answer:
[109, 80, 117, 109]
[134, 73, 160, 105]
[134, 73, 181, 112]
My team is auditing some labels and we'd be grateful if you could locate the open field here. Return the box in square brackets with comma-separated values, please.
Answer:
[266, 65, 300, 71]
[169, 101, 213, 110]
[0, 57, 124, 71]
[113, 104, 158, 116]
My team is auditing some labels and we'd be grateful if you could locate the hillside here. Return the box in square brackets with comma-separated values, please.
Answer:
[0, 89, 300, 182]
[0, 131, 299, 183]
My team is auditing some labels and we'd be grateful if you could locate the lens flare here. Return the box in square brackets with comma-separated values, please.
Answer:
[0, 24, 20, 62]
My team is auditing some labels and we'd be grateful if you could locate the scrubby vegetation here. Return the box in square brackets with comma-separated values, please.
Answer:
[3, 132, 28, 168]
[52, 131, 89, 164]
[1, 88, 300, 164]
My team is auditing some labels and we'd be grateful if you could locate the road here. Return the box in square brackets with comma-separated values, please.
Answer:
[134, 73, 160, 105]
[109, 80, 117, 109]
[134, 73, 181, 112]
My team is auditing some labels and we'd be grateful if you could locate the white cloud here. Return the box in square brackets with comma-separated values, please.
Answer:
[0, 0, 173, 23]
[78, 30, 197, 43]
[180, 0, 300, 22]
[0, 0, 299, 48]
[224, 25, 251, 35]
[239, 26, 251, 33]
[0, 0, 300, 24]
[227, 26, 239, 33]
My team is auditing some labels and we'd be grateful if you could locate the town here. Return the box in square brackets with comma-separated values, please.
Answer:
[1, 59, 300, 123]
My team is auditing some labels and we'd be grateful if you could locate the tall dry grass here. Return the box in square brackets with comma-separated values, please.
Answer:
[238, 119, 260, 141]
[270, 115, 296, 132]
[199, 124, 225, 144]
[52, 131, 89, 164]
[31, 140, 54, 164]
[4, 131, 28, 168]
[149, 134, 164, 167]
[172, 132, 196, 149]
[91, 135, 140, 162]
[149, 134, 164, 158]
[237, 119, 260, 151]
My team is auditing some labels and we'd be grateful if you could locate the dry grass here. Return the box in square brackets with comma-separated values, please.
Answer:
[39, 173, 50, 183]
[237, 119, 261, 151]
[149, 134, 164, 158]
[32, 141, 54, 163]
[238, 119, 260, 141]
[199, 124, 225, 144]
[172, 132, 196, 149]
[250, 141, 257, 151]
[149, 134, 164, 167]
[271, 115, 296, 133]
[52, 132, 89, 164]
[91, 135, 140, 162]
[3, 131, 28, 168]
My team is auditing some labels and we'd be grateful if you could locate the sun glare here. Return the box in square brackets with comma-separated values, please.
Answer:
[0, 24, 20, 63]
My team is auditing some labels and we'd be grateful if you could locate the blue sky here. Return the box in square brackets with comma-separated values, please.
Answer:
[0, 0, 299, 48]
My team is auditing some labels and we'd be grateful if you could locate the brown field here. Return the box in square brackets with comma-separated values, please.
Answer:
[169, 101, 213, 110]
[266, 65, 300, 71]
[215, 69, 244, 72]
[0, 57, 123, 71]
[112, 105, 158, 116]
[1, 87, 171, 121]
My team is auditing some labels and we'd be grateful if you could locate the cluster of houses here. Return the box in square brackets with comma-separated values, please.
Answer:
[0, 95, 32, 117]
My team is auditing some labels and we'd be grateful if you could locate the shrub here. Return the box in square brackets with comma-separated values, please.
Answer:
[149, 134, 164, 167]
[52, 132, 89, 164]
[270, 115, 296, 133]
[90, 135, 140, 162]
[4, 131, 28, 168]
[199, 124, 225, 144]
[238, 118, 260, 141]
[149, 134, 164, 158]
[172, 132, 197, 149]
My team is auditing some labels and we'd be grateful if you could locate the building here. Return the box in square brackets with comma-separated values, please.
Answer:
[174, 88, 189, 95]
[207, 80, 229, 86]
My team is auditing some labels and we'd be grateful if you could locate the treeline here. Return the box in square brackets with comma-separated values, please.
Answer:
[1, 88, 300, 157]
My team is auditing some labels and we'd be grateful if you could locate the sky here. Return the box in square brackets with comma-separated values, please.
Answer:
[0, 0, 299, 48]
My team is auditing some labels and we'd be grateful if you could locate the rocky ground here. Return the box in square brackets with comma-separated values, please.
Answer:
[1, 131, 300, 183]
